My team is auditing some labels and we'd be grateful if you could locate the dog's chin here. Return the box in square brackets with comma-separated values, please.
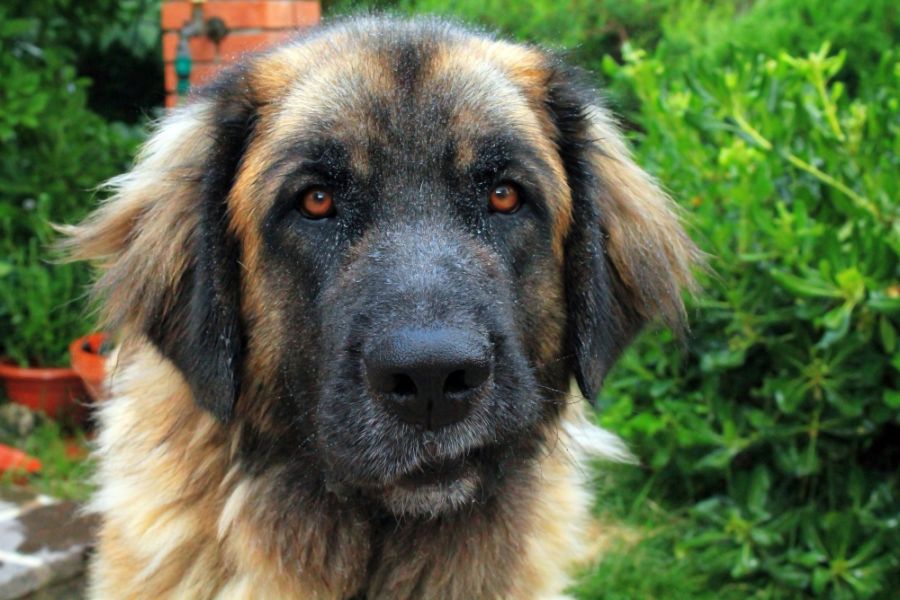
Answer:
[378, 468, 482, 518]
[357, 451, 487, 518]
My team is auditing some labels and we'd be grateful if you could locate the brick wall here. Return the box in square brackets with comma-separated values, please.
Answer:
[161, 0, 321, 107]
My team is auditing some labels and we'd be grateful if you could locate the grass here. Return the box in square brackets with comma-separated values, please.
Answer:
[13, 420, 93, 500]
[570, 464, 796, 600]
[0, 393, 94, 501]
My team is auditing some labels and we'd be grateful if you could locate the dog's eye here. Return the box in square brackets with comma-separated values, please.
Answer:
[299, 187, 335, 219]
[488, 183, 521, 214]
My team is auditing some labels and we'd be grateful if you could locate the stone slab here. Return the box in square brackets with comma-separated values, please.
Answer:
[0, 488, 94, 600]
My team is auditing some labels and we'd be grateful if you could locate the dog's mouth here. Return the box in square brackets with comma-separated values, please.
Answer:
[395, 448, 482, 488]
[350, 447, 490, 517]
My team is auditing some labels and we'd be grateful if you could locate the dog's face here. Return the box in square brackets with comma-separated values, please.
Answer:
[248, 32, 579, 515]
[68, 19, 696, 518]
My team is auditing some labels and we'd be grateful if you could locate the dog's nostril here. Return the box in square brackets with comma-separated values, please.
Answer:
[463, 361, 491, 389]
[392, 373, 417, 396]
[444, 370, 468, 395]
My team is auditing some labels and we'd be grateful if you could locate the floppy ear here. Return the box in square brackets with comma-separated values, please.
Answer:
[547, 65, 700, 403]
[58, 71, 257, 422]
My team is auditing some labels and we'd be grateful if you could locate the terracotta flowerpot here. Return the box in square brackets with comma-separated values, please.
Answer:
[0, 443, 41, 475]
[70, 332, 109, 402]
[0, 360, 86, 420]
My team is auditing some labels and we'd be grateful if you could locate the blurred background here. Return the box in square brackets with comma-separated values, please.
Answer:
[0, 1, 896, 598]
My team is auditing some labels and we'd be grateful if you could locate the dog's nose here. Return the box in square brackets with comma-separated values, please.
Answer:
[364, 328, 492, 430]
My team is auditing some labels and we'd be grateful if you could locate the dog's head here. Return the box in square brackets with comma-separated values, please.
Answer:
[65, 18, 697, 517]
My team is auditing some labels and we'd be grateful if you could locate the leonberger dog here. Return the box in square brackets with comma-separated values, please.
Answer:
[63, 16, 697, 600]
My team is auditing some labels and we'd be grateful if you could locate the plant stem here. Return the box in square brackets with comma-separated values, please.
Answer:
[782, 153, 880, 221]
[732, 110, 773, 151]
[731, 107, 881, 223]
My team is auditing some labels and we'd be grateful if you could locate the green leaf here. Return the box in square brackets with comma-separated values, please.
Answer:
[0, 17, 35, 37]
[819, 303, 853, 347]
[790, 550, 828, 568]
[822, 302, 853, 330]
[868, 290, 900, 313]
[769, 269, 842, 298]
[767, 563, 810, 589]
[677, 529, 730, 551]
[812, 567, 832, 595]
[730, 544, 760, 577]
[846, 536, 887, 568]
[750, 527, 781, 546]
[835, 268, 866, 303]
[884, 389, 900, 409]
[879, 316, 896, 353]
[746, 466, 771, 517]
[695, 447, 738, 470]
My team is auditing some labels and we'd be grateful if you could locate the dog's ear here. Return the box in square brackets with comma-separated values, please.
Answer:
[546, 64, 700, 403]
[58, 70, 257, 422]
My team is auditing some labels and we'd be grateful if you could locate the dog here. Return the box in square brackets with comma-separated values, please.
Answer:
[63, 16, 697, 599]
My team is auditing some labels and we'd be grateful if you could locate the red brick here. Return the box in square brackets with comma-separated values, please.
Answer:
[192, 62, 222, 86]
[163, 31, 218, 62]
[203, 2, 265, 28]
[264, 2, 301, 28]
[293, 1, 320, 26]
[161, 2, 192, 31]
[164, 63, 174, 92]
[162, 31, 179, 61]
[166, 2, 316, 31]
[218, 30, 293, 59]
[204, 1, 299, 29]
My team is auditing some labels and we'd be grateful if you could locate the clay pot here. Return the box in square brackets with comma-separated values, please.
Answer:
[0, 360, 86, 420]
[0, 443, 41, 475]
[69, 333, 109, 402]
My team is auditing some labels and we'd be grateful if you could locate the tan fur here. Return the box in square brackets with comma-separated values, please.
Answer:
[57, 103, 213, 335]
[585, 108, 700, 326]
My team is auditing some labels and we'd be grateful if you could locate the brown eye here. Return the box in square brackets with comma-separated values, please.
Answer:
[489, 183, 521, 214]
[300, 187, 335, 219]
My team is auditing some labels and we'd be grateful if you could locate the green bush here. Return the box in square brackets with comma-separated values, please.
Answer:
[596, 37, 898, 600]
[654, 0, 898, 85]
[0, 8, 144, 366]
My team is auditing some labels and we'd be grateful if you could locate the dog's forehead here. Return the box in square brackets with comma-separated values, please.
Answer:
[251, 25, 561, 171]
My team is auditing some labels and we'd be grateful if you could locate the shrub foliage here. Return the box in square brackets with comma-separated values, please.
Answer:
[599, 40, 898, 598]
[0, 4, 145, 366]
